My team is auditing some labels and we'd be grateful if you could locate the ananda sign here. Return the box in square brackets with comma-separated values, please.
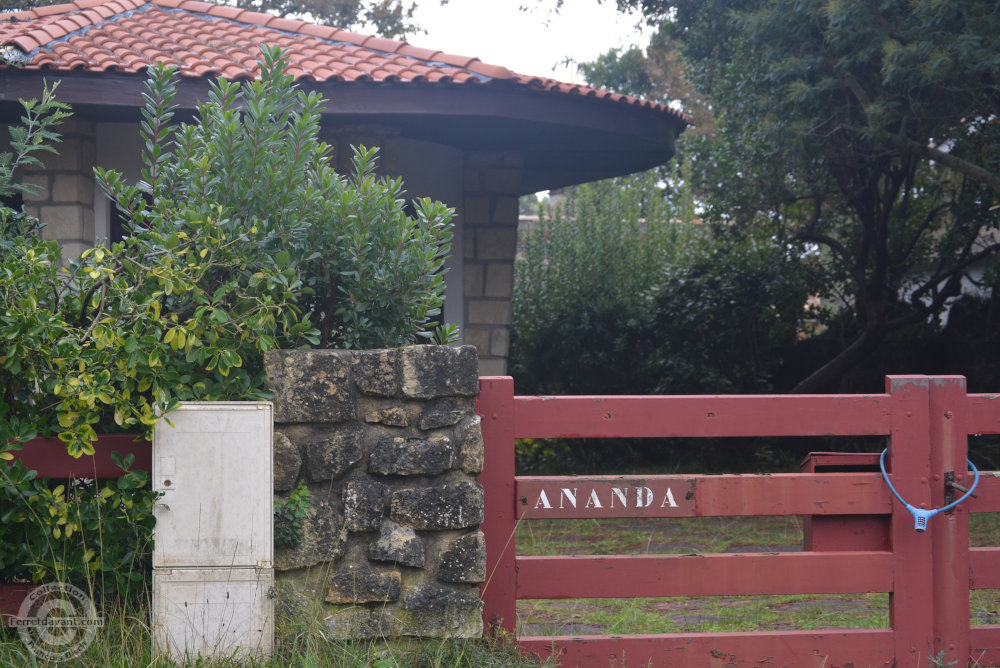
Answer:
[518, 480, 696, 518]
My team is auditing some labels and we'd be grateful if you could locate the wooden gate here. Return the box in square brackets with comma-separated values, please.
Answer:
[476, 375, 1000, 667]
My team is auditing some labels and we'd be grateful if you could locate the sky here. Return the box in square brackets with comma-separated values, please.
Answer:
[410, 0, 652, 85]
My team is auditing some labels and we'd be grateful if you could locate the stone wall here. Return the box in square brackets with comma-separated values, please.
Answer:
[264, 346, 486, 639]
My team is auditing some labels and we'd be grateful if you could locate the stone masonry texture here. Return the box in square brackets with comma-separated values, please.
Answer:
[266, 346, 485, 639]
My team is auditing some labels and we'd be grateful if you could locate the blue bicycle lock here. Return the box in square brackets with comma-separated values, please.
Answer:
[879, 448, 980, 532]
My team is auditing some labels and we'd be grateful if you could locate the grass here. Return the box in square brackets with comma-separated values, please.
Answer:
[0, 596, 551, 667]
[515, 513, 1000, 637]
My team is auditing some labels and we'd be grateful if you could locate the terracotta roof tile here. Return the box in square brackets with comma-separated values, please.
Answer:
[0, 0, 690, 124]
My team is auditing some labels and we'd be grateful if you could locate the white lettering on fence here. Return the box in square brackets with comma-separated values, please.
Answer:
[530, 485, 685, 513]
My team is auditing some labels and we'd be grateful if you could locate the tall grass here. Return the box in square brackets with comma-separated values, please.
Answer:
[0, 595, 548, 667]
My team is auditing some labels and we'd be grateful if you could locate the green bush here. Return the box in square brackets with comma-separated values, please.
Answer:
[0, 46, 456, 596]
[0, 455, 156, 600]
[1, 45, 455, 459]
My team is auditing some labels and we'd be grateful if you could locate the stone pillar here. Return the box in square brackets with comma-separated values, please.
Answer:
[21, 118, 96, 260]
[461, 151, 522, 376]
[264, 346, 486, 639]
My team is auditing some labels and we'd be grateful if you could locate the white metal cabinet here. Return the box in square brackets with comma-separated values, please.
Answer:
[152, 402, 273, 660]
[152, 567, 273, 661]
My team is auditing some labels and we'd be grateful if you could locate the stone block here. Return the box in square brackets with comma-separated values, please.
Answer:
[368, 520, 425, 567]
[274, 492, 346, 571]
[492, 196, 518, 224]
[484, 263, 513, 298]
[273, 431, 302, 492]
[351, 349, 399, 397]
[438, 531, 486, 583]
[399, 345, 478, 399]
[462, 197, 490, 225]
[454, 415, 484, 474]
[52, 173, 94, 206]
[324, 608, 391, 640]
[363, 406, 409, 427]
[419, 397, 472, 430]
[396, 585, 483, 638]
[490, 327, 510, 358]
[325, 566, 401, 604]
[467, 300, 511, 325]
[59, 241, 90, 262]
[304, 424, 364, 482]
[265, 349, 355, 423]
[475, 226, 517, 261]
[20, 173, 49, 202]
[462, 328, 489, 356]
[483, 168, 521, 194]
[478, 357, 507, 376]
[369, 436, 453, 476]
[40, 138, 84, 171]
[343, 479, 386, 532]
[390, 481, 483, 530]
[463, 262, 484, 297]
[83, 208, 94, 241]
[463, 229, 475, 259]
[38, 205, 84, 240]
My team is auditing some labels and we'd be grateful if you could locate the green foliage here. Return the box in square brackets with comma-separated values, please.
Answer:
[0, 454, 158, 600]
[511, 171, 812, 397]
[616, 0, 1000, 392]
[0, 81, 70, 241]
[512, 171, 696, 395]
[511, 173, 817, 471]
[274, 481, 311, 550]
[1, 45, 453, 459]
[293, 146, 455, 349]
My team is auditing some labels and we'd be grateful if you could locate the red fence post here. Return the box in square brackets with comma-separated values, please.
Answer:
[476, 376, 518, 635]
[887, 375, 935, 664]
[929, 376, 971, 664]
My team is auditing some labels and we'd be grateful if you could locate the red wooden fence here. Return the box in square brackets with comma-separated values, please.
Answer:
[476, 375, 1000, 667]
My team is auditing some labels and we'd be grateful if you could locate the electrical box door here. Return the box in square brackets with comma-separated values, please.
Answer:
[153, 402, 273, 568]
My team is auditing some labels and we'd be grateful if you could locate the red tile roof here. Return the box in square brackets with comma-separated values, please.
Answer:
[0, 0, 688, 122]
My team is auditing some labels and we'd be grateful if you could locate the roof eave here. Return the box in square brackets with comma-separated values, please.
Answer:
[0, 69, 685, 193]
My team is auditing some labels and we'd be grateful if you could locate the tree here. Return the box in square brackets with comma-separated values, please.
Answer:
[617, 0, 1000, 392]
[578, 26, 714, 136]
[0, 0, 419, 39]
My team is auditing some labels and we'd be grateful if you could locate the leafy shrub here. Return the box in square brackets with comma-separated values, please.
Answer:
[1, 45, 455, 459]
[0, 454, 157, 599]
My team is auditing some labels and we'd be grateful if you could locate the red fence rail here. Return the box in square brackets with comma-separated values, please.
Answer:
[476, 375, 1000, 667]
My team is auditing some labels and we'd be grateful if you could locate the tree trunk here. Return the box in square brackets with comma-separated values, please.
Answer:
[791, 328, 885, 394]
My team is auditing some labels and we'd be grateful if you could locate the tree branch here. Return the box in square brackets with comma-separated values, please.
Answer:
[866, 128, 1000, 197]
